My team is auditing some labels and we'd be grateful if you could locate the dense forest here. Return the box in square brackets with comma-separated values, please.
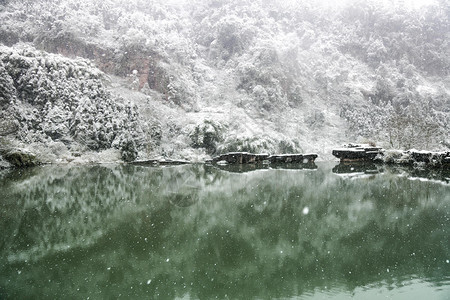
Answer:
[0, 0, 449, 165]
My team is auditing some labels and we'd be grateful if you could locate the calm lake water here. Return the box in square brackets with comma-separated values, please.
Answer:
[0, 163, 449, 299]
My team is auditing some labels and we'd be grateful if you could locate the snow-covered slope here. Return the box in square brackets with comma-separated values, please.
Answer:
[0, 0, 448, 164]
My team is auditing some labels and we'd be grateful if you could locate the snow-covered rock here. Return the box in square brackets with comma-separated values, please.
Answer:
[332, 143, 383, 162]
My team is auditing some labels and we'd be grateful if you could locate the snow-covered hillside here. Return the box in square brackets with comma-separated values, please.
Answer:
[0, 0, 449, 165]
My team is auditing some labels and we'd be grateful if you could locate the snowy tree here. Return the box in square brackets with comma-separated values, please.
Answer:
[0, 45, 145, 159]
[0, 61, 15, 106]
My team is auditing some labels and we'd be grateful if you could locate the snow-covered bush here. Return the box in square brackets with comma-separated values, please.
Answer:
[217, 136, 274, 154]
[115, 133, 138, 162]
[277, 139, 303, 154]
[190, 120, 224, 154]
[382, 149, 409, 164]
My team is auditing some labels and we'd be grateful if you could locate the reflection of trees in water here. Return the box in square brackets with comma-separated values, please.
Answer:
[0, 164, 448, 299]
[1, 165, 177, 262]
[0, 164, 217, 262]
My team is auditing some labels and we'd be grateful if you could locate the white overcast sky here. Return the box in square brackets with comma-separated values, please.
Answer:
[166, 0, 438, 8]
[338, 0, 438, 8]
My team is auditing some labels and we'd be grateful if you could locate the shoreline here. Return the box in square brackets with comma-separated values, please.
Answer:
[1, 148, 449, 170]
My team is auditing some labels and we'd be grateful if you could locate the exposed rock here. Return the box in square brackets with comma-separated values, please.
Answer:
[269, 153, 318, 164]
[408, 150, 450, 166]
[2, 148, 39, 168]
[332, 144, 383, 162]
[212, 152, 318, 165]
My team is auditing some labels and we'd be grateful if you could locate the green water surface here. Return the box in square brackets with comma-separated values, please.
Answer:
[0, 163, 449, 299]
